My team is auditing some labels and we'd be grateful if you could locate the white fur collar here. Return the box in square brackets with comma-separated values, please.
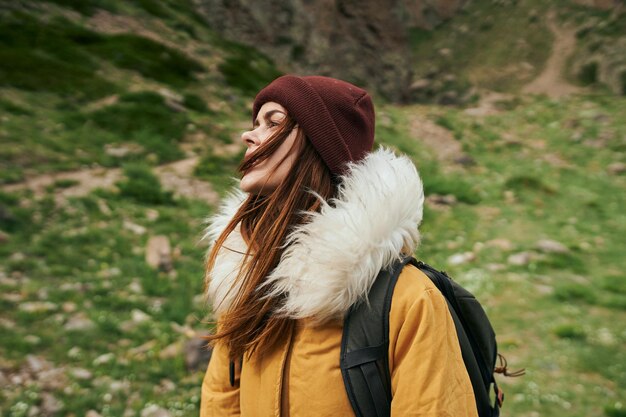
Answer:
[203, 146, 424, 323]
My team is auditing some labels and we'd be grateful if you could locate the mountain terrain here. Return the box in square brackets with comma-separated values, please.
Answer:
[0, 1, 625, 416]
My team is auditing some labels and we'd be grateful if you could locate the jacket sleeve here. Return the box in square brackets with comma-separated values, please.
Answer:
[200, 339, 241, 417]
[388, 270, 479, 417]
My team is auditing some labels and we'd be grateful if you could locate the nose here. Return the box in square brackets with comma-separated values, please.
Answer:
[241, 129, 258, 148]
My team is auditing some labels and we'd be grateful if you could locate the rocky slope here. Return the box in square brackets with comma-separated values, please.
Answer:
[195, 0, 468, 102]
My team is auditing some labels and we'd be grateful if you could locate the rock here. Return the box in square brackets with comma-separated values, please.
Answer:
[454, 155, 477, 167]
[607, 162, 626, 175]
[507, 251, 534, 266]
[159, 341, 182, 359]
[131, 309, 151, 324]
[447, 251, 476, 265]
[27, 406, 41, 417]
[109, 379, 131, 393]
[19, 301, 57, 313]
[67, 347, 82, 359]
[129, 340, 157, 357]
[184, 334, 213, 372]
[123, 220, 147, 235]
[140, 404, 171, 417]
[86, 411, 103, 417]
[0, 317, 16, 329]
[145, 209, 160, 221]
[156, 378, 177, 393]
[485, 263, 506, 272]
[24, 335, 41, 345]
[2, 293, 23, 302]
[64, 313, 96, 331]
[97, 199, 112, 216]
[105, 145, 131, 157]
[158, 88, 183, 103]
[195, 0, 469, 103]
[70, 367, 93, 380]
[10, 252, 25, 261]
[165, 98, 187, 113]
[485, 238, 514, 251]
[93, 353, 115, 366]
[410, 78, 432, 91]
[97, 267, 121, 278]
[0, 230, 9, 244]
[129, 279, 143, 294]
[534, 284, 554, 295]
[62, 302, 77, 313]
[145, 235, 172, 272]
[39, 367, 68, 390]
[41, 392, 63, 415]
[120, 309, 151, 332]
[26, 355, 52, 373]
[535, 239, 569, 254]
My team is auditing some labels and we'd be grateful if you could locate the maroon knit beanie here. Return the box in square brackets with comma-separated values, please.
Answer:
[252, 75, 375, 176]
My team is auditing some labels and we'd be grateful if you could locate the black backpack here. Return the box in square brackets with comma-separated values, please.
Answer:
[340, 255, 524, 417]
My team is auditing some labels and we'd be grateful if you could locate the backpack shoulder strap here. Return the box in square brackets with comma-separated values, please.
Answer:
[340, 255, 416, 417]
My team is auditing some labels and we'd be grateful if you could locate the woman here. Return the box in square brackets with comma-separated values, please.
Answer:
[200, 75, 478, 416]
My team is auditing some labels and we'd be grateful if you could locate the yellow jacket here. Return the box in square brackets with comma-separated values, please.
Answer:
[200, 147, 478, 417]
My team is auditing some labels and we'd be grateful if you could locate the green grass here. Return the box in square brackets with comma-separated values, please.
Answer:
[194, 148, 246, 197]
[409, 0, 553, 93]
[116, 163, 175, 205]
[0, 12, 204, 100]
[1, 2, 625, 416]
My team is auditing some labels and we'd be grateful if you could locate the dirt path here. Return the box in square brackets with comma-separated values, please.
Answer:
[522, 10, 585, 98]
[1, 157, 220, 206]
[406, 113, 472, 172]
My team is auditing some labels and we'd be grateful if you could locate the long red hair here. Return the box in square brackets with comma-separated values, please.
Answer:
[204, 113, 338, 360]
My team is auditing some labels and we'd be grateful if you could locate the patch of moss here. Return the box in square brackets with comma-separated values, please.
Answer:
[116, 163, 175, 205]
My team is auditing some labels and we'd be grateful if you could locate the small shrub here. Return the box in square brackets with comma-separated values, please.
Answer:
[116, 163, 174, 205]
[118, 91, 165, 106]
[183, 93, 209, 113]
[554, 283, 596, 303]
[600, 274, 626, 294]
[0, 191, 32, 233]
[423, 175, 482, 205]
[605, 403, 626, 417]
[504, 175, 556, 194]
[578, 62, 598, 86]
[553, 324, 586, 340]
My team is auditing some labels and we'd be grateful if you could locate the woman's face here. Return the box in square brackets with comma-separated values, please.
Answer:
[239, 102, 300, 195]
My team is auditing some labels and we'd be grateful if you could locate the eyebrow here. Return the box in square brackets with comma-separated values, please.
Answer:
[254, 109, 285, 127]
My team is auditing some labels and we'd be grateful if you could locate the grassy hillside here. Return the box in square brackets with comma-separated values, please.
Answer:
[1, 1, 625, 416]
